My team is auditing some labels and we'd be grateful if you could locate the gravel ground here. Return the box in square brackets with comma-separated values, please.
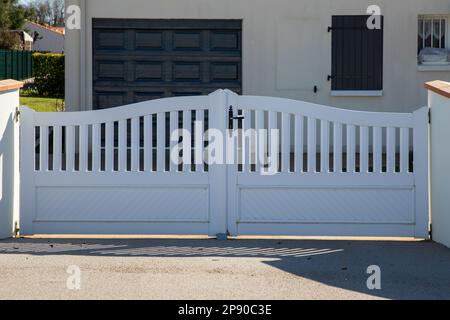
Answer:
[0, 238, 449, 300]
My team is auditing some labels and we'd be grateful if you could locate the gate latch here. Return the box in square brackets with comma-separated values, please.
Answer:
[228, 106, 244, 130]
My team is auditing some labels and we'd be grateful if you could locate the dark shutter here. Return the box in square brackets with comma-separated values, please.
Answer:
[331, 15, 383, 91]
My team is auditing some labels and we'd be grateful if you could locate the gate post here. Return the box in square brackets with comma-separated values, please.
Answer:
[0, 80, 22, 239]
[413, 106, 429, 239]
[207, 90, 228, 238]
[426, 80, 450, 248]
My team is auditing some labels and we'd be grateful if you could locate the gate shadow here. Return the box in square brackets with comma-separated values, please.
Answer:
[1, 238, 449, 300]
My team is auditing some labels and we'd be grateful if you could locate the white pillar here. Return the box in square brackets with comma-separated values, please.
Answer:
[427, 80, 450, 248]
[0, 80, 22, 239]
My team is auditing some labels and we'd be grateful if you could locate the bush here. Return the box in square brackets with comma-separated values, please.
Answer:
[32, 53, 64, 98]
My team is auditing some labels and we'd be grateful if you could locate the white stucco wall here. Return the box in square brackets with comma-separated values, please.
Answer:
[429, 83, 450, 249]
[65, 0, 450, 112]
[0, 86, 20, 239]
[25, 22, 65, 53]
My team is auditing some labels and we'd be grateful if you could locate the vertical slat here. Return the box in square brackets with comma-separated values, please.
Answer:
[268, 111, 278, 173]
[281, 113, 290, 173]
[66, 125, 75, 172]
[105, 121, 114, 172]
[360, 126, 369, 173]
[255, 110, 265, 174]
[131, 117, 140, 172]
[307, 118, 316, 173]
[79, 124, 88, 172]
[320, 120, 329, 173]
[118, 120, 126, 172]
[183, 110, 192, 172]
[194, 110, 204, 172]
[143, 115, 152, 172]
[39, 126, 48, 171]
[400, 127, 409, 173]
[157, 113, 165, 172]
[346, 125, 356, 173]
[333, 122, 342, 173]
[295, 115, 304, 173]
[169, 111, 178, 172]
[92, 123, 101, 172]
[242, 109, 252, 172]
[387, 127, 396, 173]
[373, 126, 382, 173]
[52, 126, 61, 171]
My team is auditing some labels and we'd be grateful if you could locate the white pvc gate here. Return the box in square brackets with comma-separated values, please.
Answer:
[19, 90, 429, 238]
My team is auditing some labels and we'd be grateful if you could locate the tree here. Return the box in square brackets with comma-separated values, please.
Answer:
[0, 0, 27, 49]
[51, 0, 64, 26]
[25, 0, 65, 27]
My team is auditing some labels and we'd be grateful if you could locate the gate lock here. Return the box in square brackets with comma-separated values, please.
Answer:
[228, 106, 245, 130]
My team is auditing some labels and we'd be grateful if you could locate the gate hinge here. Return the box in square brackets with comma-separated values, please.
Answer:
[14, 107, 20, 122]
[14, 222, 20, 238]
[428, 109, 431, 124]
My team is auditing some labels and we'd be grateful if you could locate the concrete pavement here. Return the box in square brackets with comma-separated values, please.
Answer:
[0, 238, 449, 300]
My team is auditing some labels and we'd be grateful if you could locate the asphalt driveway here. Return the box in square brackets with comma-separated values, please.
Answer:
[0, 238, 449, 300]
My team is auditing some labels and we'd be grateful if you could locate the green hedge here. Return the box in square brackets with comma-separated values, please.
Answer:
[33, 53, 64, 98]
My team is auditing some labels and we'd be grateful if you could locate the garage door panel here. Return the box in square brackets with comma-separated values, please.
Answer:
[173, 32, 203, 50]
[135, 31, 164, 50]
[93, 19, 242, 109]
[211, 63, 240, 81]
[134, 91, 165, 102]
[172, 62, 202, 81]
[95, 91, 127, 109]
[94, 30, 128, 50]
[134, 62, 164, 81]
[210, 31, 240, 50]
[96, 61, 127, 80]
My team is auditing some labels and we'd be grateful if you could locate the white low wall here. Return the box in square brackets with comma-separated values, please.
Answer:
[0, 80, 21, 239]
[427, 81, 450, 248]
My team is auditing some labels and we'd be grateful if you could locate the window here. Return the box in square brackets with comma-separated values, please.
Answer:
[418, 15, 447, 53]
[331, 15, 383, 93]
[417, 15, 450, 68]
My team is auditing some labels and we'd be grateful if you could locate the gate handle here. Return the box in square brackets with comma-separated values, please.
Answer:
[229, 106, 245, 130]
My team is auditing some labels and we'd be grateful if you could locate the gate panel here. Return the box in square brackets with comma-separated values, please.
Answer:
[20, 92, 226, 236]
[226, 91, 429, 238]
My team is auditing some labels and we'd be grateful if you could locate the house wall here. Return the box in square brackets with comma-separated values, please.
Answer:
[25, 22, 64, 53]
[65, 0, 450, 112]
[0, 80, 21, 239]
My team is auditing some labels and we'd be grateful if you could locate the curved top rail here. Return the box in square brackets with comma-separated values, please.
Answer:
[28, 95, 210, 126]
[235, 95, 417, 128]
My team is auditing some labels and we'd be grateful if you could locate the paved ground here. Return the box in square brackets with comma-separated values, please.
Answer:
[0, 238, 449, 300]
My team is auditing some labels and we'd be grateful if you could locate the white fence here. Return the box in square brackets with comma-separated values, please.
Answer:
[19, 90, 429, 238]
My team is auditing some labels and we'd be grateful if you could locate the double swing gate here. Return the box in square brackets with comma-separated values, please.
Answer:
[19, 90, 429, 238]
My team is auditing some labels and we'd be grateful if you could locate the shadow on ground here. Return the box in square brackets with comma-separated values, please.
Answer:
[1, 238, 449, 300]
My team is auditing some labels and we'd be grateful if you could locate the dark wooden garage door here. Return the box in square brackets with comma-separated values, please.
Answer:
[93, 19, 242, 110]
